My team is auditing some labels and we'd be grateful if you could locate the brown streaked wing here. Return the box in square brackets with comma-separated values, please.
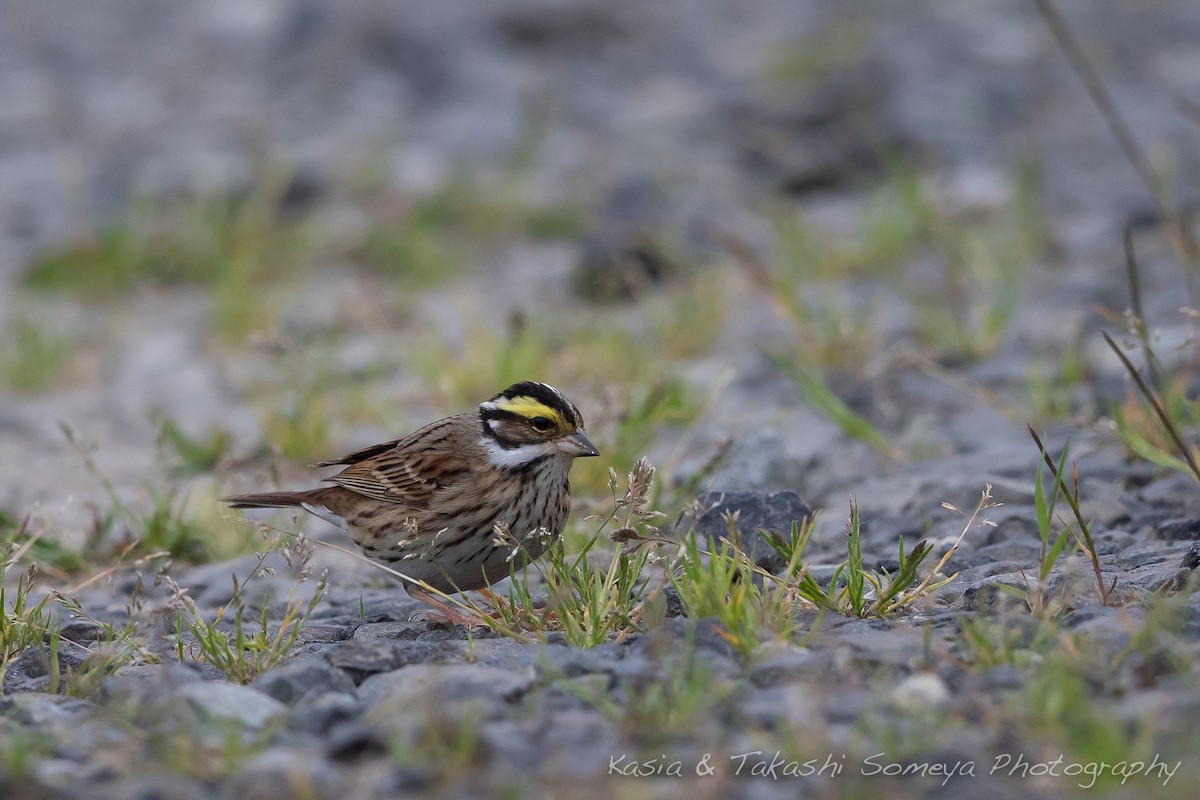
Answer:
[310, 439, 403, 468]
[311, 415, 465, 468]
[328, 447, 471, 508]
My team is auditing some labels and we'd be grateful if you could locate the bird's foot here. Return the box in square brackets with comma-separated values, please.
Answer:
[408, 587, 490, 629]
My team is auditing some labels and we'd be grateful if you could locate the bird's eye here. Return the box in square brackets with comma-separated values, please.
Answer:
[530, 416, 553, 432]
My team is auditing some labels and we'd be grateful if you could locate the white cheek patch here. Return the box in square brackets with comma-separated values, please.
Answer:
[480, 438, 552, 470]
[301, 502, 349, 531]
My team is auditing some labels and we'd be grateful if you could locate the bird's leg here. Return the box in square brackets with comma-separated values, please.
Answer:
[476, 587, 505, 611]
[408, 586, 488, 629]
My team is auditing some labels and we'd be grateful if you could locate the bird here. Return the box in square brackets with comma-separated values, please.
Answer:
[224, 381, 599, 622]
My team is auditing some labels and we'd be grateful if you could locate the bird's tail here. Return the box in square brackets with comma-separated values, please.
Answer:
[223, 490, 315, 509]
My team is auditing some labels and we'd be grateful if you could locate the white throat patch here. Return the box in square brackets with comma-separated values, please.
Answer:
[481, 437, 552, 470]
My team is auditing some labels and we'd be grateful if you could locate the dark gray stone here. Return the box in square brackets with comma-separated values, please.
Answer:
[683, 489, 814, 573]
[655, 616, 742, 663]
[289, 691, 361, 736]
[252, 658, 356, 705]
[981, 665, 1025, 690]
[325, 721, 388, 763]
[1183, 541, 1200, 571]
[1, 645, 87, 695]
[748, 646, 818, 687]
[351, 621, 432, 641]
[537, 642, 623, 679]
[1156, 518, 1200, 541]
[1118, 541, 1175, 568]
[295, 624, 355, 644]
[321, 639, 408, 683]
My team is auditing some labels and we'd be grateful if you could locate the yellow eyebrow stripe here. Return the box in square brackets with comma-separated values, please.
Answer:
[494, 396, 566, 426]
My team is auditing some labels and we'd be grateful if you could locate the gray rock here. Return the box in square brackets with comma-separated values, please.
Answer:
[696, 430, 815, 495]
[295, 624, 355, 645]
[314, 588, 424, 624]
[33, 758, 100, 792]
[357, 663, 534, 713]
[0, 693, 93, 727]
[654, 617, 742, 664]
[864, 514, 926, 546]
[252, 658, 356, 705]
[537, 643, 624, 679]
[177, 682, 287, 732]
[955, 571, 1040, 612]
[1117, 541, 1175, 568]
[1126, 560, 1197, 593]
[889, 672, 950, 710]
[321, 639, 408, 683]
[324, 715, 389, 763]
[289, 691, 361, 736]
[102, 776, 208, 800]
[523, 709, 622, 781]
[682, 489, 814, 573]
[219, 746, 341, 800]
[1138, 473, 1200, 512]
[1156, 518, 1200, 541]
[981, 665, 1024, 690]
[1, 645, 87, 695]
[1183, 541, 1200, 570]
[740, 684, 820, 729]
[1092, 528, 1137, 554]
[979, 507, 1042, 545]
[351, 620, 431, 641]
[98, 662, 221, 705]
[967, 538, 1042, 566]
[748, 644, 817, 687]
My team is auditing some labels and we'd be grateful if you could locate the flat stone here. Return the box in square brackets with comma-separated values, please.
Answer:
[296, 624, 355, 644]
[357, 663, 534, 712]
[1, 693, 93, 727]
[177, 682, 287, 732]
[748, 642, 818, 687]
[741, 684, 820, 728]
[98, 662, 220, 705]
[1117, 541, 1175, 568]
[536, 643, 624, 679]
[351, 621, 431, 641]
[252, 658, 356, 705]
[321, 639, 407, 683]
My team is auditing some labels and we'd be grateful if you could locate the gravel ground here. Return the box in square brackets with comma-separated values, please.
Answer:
[3, 2, 1200, 799]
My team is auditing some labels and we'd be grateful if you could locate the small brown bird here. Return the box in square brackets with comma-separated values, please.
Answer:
[225, 381, 599, 618]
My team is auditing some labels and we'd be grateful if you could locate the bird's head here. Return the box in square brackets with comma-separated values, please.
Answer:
[478, 381, 599, 470]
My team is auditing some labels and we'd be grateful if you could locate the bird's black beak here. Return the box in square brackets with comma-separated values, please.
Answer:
[557, 429, 600, 458]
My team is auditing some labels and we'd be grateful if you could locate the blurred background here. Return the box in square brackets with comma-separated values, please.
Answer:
[1, 0, 1198, 548]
